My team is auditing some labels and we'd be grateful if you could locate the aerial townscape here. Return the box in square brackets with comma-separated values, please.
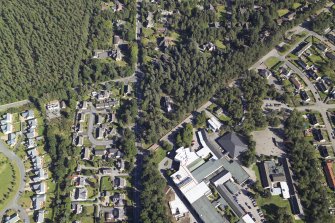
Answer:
[1, 0, 335, 223]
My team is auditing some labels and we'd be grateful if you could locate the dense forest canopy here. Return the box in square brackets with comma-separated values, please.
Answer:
[0, 0, 94, 103]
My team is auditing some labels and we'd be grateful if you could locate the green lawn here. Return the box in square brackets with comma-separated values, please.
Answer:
[100, 176, 113, 191]
[142, 28, 154, 38]
[277, 9, 290, 17]
[152, 147, 166, 164]
[292, 2, 302, 9]
[265, 57, 280, 69]
[215, 40, 226, 50]
[0, 153, 20, 211]
[218, 114, 231, 122]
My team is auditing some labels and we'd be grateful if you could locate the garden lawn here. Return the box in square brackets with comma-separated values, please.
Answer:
[277, 9, 290, 17]
[292, 3, 302, 9]
[100, 176, 113, 191]
[0, 154, 20, 211]
[152, 147, 166, 164]
[265, 57, 280, 69]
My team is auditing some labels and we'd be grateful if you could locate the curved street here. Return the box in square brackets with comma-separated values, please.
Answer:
[0, 141, 29, 222]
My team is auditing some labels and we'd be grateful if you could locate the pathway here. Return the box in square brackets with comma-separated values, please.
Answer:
[0, 100, 30, 111]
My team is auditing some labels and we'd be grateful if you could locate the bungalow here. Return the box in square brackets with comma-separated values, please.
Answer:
[319, 146, 330, 158]
[312, 128, 325, 142]
[7, 133, 16, 146]
[32, 182, 46, 194]
[26, 138, 36, 149]
[111, 48, 123, 61]
[300, 90, 310, 102]
[92, 50, 112, 59]
[163, 96, 172, 113]
[113, 35, 121, 45]
[113, 207, 125, 221]
[323, 160, 335, 190]
[82, 101, 88, 110]
[124, 84, 132, 96]
[306, 69, 319, 80]
[22, 110, 35, 120]
[60, 101, 66, 109]
[32, 156, 43, 169]
[33, 169, 48, 182]
[27, 148, 38, 158]
[77, 123, 83, 133]
[326, 52, 335, 61]
[116, 159, 125, 171]
[101, 168, 113, 175]
[96, 127, 104, 139]
[83, 147, 91, 160]
[2, 113, 12, 123]
[289, 76, 302, 90]
[77, 136, 84, 147]
[307, 113, 319, 126]
[296, 60, 309, 70]
[4, 214, 20, 223]
[75, 176, 86, 187]
[114, 177, 126, 189]
[108, 148, 118, 157]
[259, 69, 272, 79]
[207, 116, 222, 132]
[285, 11, 296, 21]
[26, 128, 35, 139]
[46, 100, 60, 111]
[316, 43, 328, 52]
[74, 187, 88, 201]
[296, 42, 312, 57]
[36, 210, 45, 223]
[78, 113, 85, 122]
[94, 149, 106, 156]
[32, 194, 46, 210]
[1, 124, 13, 134]
[279, 66, 292, 78]
[96, 115, 104, 125]
[316, 81, 328, 93]
[27, 119, 37, 129]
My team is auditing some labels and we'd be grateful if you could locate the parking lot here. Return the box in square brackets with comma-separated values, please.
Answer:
[234, 185, 265, 222]
[252, 127, 286, 157]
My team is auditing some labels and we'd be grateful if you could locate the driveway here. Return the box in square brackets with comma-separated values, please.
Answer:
[0, 141, 29, 222]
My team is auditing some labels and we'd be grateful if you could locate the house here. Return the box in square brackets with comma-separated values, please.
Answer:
[7, 133, 16, 146]
[259, 69, 272, 79]
[32, 194, 46, 210]
[316, 43, 328, 52]
[21, 110, 35, 120]
[216, 132, 248, 159]
[200, 42, 216, 52]
[97, 91, 110, 101]
[213, 107, 223, 116]
[113, 0, 124, 12]
[111, 48, 122, 61]
[94, 149, 106, 156]
[77, 136, 84, 147]
[1, 124, 13, 134]
[296, 42, 312, 57]
[116, 150, 124, 159]
[163, 96, 172, 112]
[26, 138, 36, 149]
[60, 101, 66, 109]
[32, 182, 46, 194]
[326, 52, 335, 61]
[93, 50, 112, 59]
[306, 69, 319, 80]
[75, 176, 86, 187]
[4, 213, 20, 223]
[296, 60, 309, 70]
[113, 207, 125, 220]
[27, 148, 38, 158]
[319, 146, 330, 158]
[77, 113, 85, 123]
[82, 101, 88, 110]
[28, 119, 37, 129]
[307, 113, 318, 126]
[289, 76, 302, 90]
[316, 81, 328, 93]
[36, 210, 45, 223]
[105, 211, 114, 221]
[77, 123, 83, 133]
[26, 128, 36, 139]
[258, 160, 287, 189]
[312, 128, 325, 142]
[101, 168, 112, 175]
[32, 156, 42, 169]
[114, 177, 126, 189]
[116, 159, 125, 171]
[107, 148, 118, 157]
[158, 37, 173, 49]
[71, 203, 83, 214]
[279, 66, 292, 78]
[113, 35, 121, 45]
[124, 84, 132, 96]
[2, 113, 12, 123]
[96, 115, 104, 125]
[33, 169, 48, 182]
[323, 160, 335, 190]
[75, 187, 88, 201]
[300, 90, 310, 102]
[46, 100, 60, 111]
[285, 12, 296, 21]
[146, 11, 154, 28]
[207, 117, 222, 132]
[83, 147, 91, 160]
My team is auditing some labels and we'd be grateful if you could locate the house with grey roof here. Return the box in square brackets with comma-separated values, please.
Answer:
[74, 187, 88, 201]
[1, 123, 13, 134]
[27, 148, 38, 158]
[32, 156, 42, 169]
[2, 113, 12, 123]
[26, 138, 36, 149]
[114, 177, 126, 189]
[94, 149, 106, 156]
[83, 147, 91, 160]
[32, 182, 46, 194]
[32, 194, 46, 210]
[27, 119, 37, 129]
[216, 132, 248, 159]
[4, 213, 20, 223]
[26, 128, 35, 139]
[33, 169, 48, 182]
[22, 110, 35, 120]
[7, 133, 16, 146]
[36, 210, 45, 223]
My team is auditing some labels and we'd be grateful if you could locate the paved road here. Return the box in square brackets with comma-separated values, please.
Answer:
[0, 100, 30, 111]
[0, 141, 29, 222]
